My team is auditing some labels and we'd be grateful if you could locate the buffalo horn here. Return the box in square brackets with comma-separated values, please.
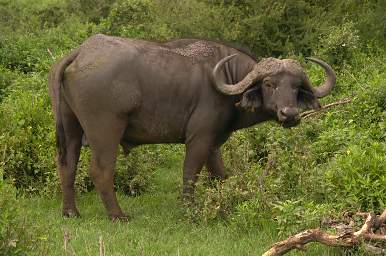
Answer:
[306, 57, 336, 98]
[212, 54, 264, 95]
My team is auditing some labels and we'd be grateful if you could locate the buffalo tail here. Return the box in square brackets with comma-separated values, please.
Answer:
[48, 48, 80, 165]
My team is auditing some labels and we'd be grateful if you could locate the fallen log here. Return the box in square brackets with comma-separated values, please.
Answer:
[263, 209, 386, 256]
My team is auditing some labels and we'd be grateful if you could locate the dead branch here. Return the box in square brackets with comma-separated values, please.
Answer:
[263, 209, 386, 256]
[376, 209, 386, 229]
[47, 48, 55, 61]
[63, 229, 69, 253]
[301, 97, 352, 119]
[99, 235, 105, 256]
[63, 228, 76, 256]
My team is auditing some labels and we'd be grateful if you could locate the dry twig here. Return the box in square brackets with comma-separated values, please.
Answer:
[63, 229, 76, 256]
[47, 48, 55, 61]
[63, 229, 69, 253]
[301, 97, 352, 119]
[263, 209, 386, 256]
[99, 235, 105, 256]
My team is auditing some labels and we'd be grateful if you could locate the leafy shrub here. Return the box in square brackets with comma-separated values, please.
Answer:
[0, 19, 92, 73]
[324, 0, 385, 47]
[0, 66, 14, 102]
[186, 168, 264, 223]
[325, 142, 385, 211]
[316, 22, 360, 65]
[114, 146, 160, 196]
[236, 0, 325, 57]
[0, 1, 26, 33]
[65, 0, 117, 24]
[0, 79, 58, 194]
[35, 3, 68, 28]
[272, 200, 334, 234]
[101, 0, 153, 37]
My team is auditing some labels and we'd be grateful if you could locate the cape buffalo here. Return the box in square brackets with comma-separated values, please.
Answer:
[49, 34, 336, 220]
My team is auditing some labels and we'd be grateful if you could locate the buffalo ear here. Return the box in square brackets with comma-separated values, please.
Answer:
[236, 87, 262, 111]
[298, 88, 321, 110]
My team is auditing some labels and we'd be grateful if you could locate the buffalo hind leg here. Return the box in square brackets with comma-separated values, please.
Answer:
[206, 147, 227, 182]
[58, 101, 83, 217]
[86, 118, 128, 221]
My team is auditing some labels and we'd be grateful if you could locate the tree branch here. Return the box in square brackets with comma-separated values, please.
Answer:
[263, 209, 386, 256]
[301, 97, 353, 119]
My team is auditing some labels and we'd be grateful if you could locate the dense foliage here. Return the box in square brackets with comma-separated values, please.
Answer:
[0, 0, 384, 254]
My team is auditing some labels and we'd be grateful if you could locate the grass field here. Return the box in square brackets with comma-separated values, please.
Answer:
[21, 157, 343, 255]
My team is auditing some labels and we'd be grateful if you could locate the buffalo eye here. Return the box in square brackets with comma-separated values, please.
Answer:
[265, 81, 277, 90]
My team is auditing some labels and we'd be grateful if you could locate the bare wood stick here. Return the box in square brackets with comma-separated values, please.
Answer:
[47, 48, 55, 61]
[64, 229, 69, 253]
[262, 229, 355, 256]
[99, 235, 105, 256]
[354, 213, 374, 236]
[376, 209, 386, 228]
[301, 97, 352, 119]
[263, 210, 386, 256]
[363, 244, 386, 255]
[363, 233, 386, 242]
[140, 243, 145, 256]
[0, 144, 7, 178]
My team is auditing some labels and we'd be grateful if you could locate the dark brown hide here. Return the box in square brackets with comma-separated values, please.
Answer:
[48, 34, 335, 220]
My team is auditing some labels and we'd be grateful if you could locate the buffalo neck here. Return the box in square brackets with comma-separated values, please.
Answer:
[230, 107, 272, 131]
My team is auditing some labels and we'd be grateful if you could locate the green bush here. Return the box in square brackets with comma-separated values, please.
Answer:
[103, 0, 153, 36]
[0, 66, 14, 102]
[325, 142, 386, 211]
[271, 200, 335, 235]
[35, 2, 68, 28]
[0, 19, 92, 73]
[316, 21, 360, 65]
[114, 146, 160, 196]
[186, 168, 264, 223]
[0, 79, 58, 194]
[65, 0, 117, 24]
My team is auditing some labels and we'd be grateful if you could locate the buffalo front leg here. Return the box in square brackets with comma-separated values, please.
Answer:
[206, 147, 227, 181]
[183, 137, 212, 200]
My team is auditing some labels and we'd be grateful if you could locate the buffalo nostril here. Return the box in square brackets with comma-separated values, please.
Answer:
[281, 107, 299, 117]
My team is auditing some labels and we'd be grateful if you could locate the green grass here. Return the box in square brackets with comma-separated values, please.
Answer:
[20, 158, 343, 255]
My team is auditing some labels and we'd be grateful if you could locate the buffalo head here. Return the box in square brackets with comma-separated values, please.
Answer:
[212, 55, 336, 127]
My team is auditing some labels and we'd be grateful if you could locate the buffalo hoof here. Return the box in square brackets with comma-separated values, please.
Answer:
[109, 213, 131, 222]
[182, 192, 195, 205]
[62, 208, 80, 218]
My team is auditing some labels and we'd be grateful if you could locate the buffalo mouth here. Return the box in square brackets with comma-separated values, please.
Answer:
[281, 118, 301, 128]
[277, 108, 301, 128]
